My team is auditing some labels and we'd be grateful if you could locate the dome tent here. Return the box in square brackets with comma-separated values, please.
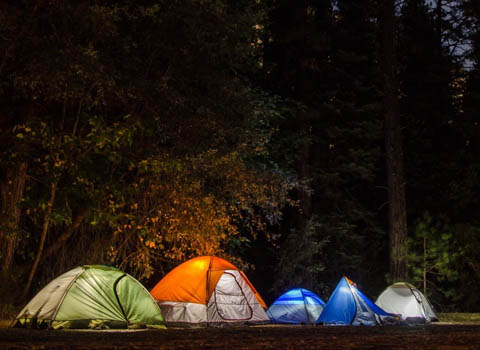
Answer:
[267, 288, 326, 324]
[318, 276, 394, 326]
[150, 256, 269, 326]
[12, 265, 165, 329]
[376, 282, 437, 324]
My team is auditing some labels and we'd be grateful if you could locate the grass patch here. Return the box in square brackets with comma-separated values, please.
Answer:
[0, 303, 16, 328]
[0, 319, 12, 328]
[438, 313, 480, 323]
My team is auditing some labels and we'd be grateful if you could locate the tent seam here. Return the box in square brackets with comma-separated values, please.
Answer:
[113, 274, 129, 324]
[50, 266, 85, 328]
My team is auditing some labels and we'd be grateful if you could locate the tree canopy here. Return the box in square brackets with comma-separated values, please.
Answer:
[1, 0, 479, 312]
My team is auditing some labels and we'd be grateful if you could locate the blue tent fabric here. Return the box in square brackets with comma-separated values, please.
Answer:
[317, 277, 356, 325]
[267, 288, 326, 324]
[317, 277, 393, 326]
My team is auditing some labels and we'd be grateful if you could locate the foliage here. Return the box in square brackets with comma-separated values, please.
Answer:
[272, 216, 329, 294]
[399, 1, 480, 311]
[399, 0, 460, 216]
[437, 313, 480, 323]
[107, 148, 293, 279]
[1, 0, 480, 312]
[0, 0, 293, 297]
[408, 213, 480, 311]
[408, 213, 463, 295]
[262, 0, 386, 297]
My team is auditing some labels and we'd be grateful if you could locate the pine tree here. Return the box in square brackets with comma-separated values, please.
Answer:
[263, 0, 385, 294]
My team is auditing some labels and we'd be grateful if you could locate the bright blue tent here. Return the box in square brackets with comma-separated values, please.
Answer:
[267, 288, 326, 324]
[317, 277, 393, 326]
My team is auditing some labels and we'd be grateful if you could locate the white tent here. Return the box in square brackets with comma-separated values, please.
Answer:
[376, 282, 437, 324]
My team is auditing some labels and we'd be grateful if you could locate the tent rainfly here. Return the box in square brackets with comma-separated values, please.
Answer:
[376, 282, 437, 324]
[150, 256, 269, 326]
[267, 288, 326, 324]
[12, 265, 165, 329]
[317, 276, 394, 326]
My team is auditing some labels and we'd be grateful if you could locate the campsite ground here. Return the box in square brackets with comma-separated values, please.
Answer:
[1, 323, 480, 350]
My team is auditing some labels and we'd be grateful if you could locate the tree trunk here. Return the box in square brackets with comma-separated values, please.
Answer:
[23, 180, 57, 298]
[1, 161, 27, 272]
[42, 207, 88, 260]
[381, 0, 408, 282]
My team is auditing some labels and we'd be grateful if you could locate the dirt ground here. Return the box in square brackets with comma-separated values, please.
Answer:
[1, 323, 480, 350]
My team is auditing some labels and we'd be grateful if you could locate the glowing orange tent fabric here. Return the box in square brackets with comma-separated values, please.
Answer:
[150, 256, 266, 308]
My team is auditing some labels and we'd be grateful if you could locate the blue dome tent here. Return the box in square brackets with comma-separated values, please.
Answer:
[267, 288, 326, 324]
[318, 276, 394, 326]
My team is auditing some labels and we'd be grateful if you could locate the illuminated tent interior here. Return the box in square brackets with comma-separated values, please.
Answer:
[12, 265, 165, 329]
[267, 288, 326, 324]
[150, 256, 269, 326]
[318, 276, 394, 326]
[376, 282, 437, 324]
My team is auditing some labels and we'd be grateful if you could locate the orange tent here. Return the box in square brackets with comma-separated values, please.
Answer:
[151, 256, 268, 325]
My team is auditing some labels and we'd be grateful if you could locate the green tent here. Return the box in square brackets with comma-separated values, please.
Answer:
[12, 265, 165, 329]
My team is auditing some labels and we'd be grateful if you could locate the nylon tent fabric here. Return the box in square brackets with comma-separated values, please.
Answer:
[317, 277, 357, 325]
[267, 288, 326, 324]
[376, 282, 437, 324]
[12, 265, 165, 329]
[11, 266, 84, 325]
[317, 276, 393, 326]
[150, 256, 269, 326]
[151, 256, 236, 305]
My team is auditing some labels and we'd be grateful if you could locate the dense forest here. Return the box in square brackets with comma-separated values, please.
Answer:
[1, 0, 480, 315]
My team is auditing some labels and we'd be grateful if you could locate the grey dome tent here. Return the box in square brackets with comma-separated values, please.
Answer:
[12, 265, 165, 329]
[376, 282, 437, 324]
